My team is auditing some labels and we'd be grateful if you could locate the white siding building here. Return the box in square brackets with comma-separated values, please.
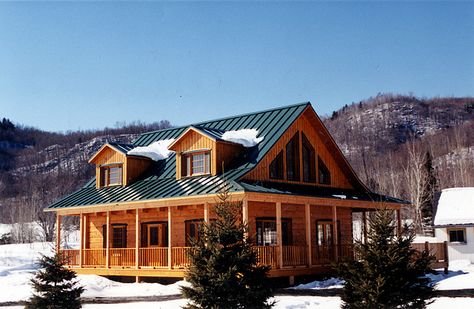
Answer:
[434, 187, 474, 263]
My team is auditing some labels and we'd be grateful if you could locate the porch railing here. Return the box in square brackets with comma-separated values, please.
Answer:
[139, 247, 168, 268]
[282, 245, 307, 267]
[60, 249, 80, 266]
[172, 247, 192, 268]
[255, 246, 278, 268]
[83, 249, 106, 267]
[110, 248, 135, 267]
[63, 242, 448, 271]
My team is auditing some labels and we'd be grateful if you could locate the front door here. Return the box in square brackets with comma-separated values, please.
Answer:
[147, 223, 167, 247]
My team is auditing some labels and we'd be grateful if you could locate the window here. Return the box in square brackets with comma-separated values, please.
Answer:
[141, 222, 168, 247]
[269, 151, 284, 179]
[100, 164, 123, 187]
[102, 224, 127, 248]
[449, 229, 466, 243]
[302, 133, 316, 183]
[256, 218, 292, 246]
[318, 157, 331, 185]
[286, 132, 300, 181]
[316, 220, 335, 246]
[182, 151, 211, 177]
[185, 219, 204, 246]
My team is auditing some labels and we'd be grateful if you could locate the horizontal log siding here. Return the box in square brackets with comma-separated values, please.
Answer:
[243, 110, 353, 189]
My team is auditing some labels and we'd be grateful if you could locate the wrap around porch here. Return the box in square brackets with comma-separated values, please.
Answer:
[56, 195, 408, 278]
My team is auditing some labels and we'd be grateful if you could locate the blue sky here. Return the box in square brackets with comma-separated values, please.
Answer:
[0, 2, 473, 132]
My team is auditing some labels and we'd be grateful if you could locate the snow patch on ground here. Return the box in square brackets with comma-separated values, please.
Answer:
[127, 139, 175, 161]
[221, 129, 263, 147]
[291, 277, 345, 290]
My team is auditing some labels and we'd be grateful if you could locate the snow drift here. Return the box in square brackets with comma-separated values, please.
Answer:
[221, 129, 263, 147]
[127, 139, 175, 161]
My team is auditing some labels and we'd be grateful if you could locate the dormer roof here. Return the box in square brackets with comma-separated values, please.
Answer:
[88, 142, 136, 164]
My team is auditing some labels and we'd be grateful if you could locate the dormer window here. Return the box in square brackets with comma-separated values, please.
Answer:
[100, 164, 123, 187]
[181, 151, 211, 177]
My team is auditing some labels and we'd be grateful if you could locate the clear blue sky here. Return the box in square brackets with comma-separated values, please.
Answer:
[0, 1, 473, 132]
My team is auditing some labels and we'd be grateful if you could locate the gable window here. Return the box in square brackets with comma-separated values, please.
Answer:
[302, 133, 316, 183]
[182, 151, 211, 177]
[256, 218, 292, 246]
[269, 151, 284, 180]
[100, 164, 123, 187]
[318, 157, 331, 185]
[449, 228, 466, 243]
[286, 132, 300, 181]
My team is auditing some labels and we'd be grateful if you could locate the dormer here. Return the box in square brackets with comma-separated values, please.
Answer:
[168, 126, 245, 180]
[89, 143, 152, 188]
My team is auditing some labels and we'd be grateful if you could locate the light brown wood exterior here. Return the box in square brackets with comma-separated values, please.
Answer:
[54, 106, 413, 279]
[243, 108, 353, 189]
[89, 144, 152, 188]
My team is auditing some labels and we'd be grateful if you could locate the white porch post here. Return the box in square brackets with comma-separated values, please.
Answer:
[242, 197, 249, 239]
[332, 206, 338, 261]
[204, 202, 209, 223]
[79, 214, 83, 267]
[106, 211, 110, 268]
[305, 203, 312, 267]
[135, 208, 140, 270]
[56, 214, 61, 252]
[362, 210, 367, 244]
[168, 206, 172, 269]
[276, 202, 283, 269]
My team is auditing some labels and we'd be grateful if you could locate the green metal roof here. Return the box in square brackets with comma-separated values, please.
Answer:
[47, 102, 310, 210]
[108, 142, 135, 154]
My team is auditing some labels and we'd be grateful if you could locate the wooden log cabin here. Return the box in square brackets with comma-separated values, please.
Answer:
[46, 102, 408, 281]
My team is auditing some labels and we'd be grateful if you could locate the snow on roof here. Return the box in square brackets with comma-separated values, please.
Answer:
[221, 129, 263, 147]
[127, 139, 175, 161]
[434, 187, 474, 226]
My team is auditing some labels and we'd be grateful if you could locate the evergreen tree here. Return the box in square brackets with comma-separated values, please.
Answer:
[181, 189, 273, 309]
[420, 151, 438, 236]
[26, 251, 84, 309]
[337, 210, 435, 309]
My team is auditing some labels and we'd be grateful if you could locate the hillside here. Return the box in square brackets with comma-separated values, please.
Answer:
[1, 94, 473, 241]
[323, 93, 474, 201]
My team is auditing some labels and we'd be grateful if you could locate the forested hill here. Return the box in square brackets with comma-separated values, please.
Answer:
[323, 94, 474, 202]
[0, 119, 171, 239]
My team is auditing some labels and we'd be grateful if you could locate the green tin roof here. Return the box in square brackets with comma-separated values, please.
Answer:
[47, 102, 310, 210]
[47, 102, 407, 210]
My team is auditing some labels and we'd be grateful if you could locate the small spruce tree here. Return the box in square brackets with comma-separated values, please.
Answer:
[337, 209, 435, 309]
[26, 251, 84, 309]
[181, 188, 273, 308]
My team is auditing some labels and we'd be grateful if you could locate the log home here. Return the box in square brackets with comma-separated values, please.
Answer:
[46, 102, 407, 280]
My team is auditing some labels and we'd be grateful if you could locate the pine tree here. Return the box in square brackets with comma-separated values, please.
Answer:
[337, 210, 435, 309]
[420, 151, 438, 236]
[26, 251, 84, 309]
[181, 189, 273, 309]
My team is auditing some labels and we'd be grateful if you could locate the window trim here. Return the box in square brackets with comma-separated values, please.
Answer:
[286, 132, 300, 181]
[100, 163, 123, 187]
[269, 151, 284, 180]
[448, 228, 466, 244]
[102, 223, 128, 248]
[255, 217, 293, 246]
[141, 221, 168, 247]
[318, 156, 331, 185]
[315, 219, 340, 246]
[302, 133, 316, 183]
[181, 150, 211, 177]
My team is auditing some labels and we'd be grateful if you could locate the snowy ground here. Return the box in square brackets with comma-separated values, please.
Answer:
[1, 242, 474, 308]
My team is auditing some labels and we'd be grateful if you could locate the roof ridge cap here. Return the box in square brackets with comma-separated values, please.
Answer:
[137, 101, 311, 137]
